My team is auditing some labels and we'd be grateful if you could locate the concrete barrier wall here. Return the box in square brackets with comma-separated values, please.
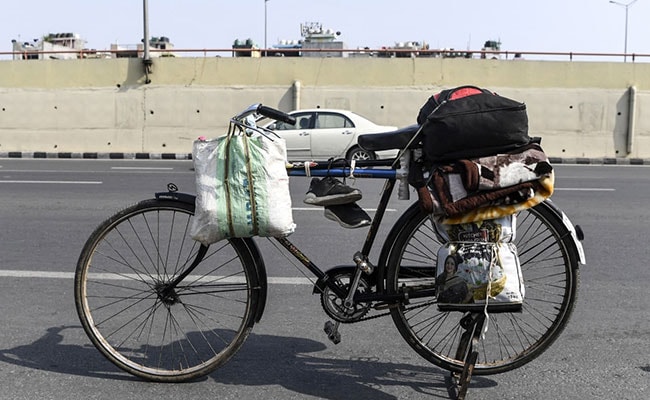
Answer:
[0, 57, 648, 158]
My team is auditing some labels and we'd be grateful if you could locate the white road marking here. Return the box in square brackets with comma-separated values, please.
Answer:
[554, 188, 615, 191]
[111, 167, 174, 170]
[0, 270, 314, 285]
[0, 180, 102, 184]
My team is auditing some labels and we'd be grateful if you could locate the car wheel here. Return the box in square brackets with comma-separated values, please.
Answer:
[347, 146, 376, 161]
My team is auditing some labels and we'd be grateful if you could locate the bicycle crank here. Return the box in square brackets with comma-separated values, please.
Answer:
[319, 268, 372, 323]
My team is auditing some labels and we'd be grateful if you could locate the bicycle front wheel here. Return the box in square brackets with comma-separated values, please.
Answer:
[386, 201, 580, 375]
[74, 198, 262, 382]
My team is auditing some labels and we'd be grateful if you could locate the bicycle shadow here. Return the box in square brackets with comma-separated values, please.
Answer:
[213, 332, 450, 399]
[0, 326, 497, 399]
[0, 325, 136, 381]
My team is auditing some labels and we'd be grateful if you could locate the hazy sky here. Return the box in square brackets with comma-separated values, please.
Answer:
[2, 0, 648, 60]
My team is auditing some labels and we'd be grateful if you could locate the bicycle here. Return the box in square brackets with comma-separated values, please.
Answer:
[74, 104, 585, 398]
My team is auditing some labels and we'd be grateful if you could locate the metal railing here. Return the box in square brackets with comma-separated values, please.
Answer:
[1, 47, 649, 62]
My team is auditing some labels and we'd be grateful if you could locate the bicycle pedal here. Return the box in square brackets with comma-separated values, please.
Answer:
[323, 320, 342, 344]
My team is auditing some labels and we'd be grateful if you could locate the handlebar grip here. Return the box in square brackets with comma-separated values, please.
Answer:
[257, 105, 296, 125]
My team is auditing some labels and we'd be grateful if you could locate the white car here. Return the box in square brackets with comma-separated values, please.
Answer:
[262, 109, 398, 161]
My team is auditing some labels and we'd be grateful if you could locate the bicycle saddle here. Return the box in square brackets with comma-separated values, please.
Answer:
[358, 124, 421, 152]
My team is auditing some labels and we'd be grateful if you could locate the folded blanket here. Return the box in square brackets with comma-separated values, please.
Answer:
[453, 143, 553, 192]
[441, 174, 554, 225]
[426, 143, 554, 224]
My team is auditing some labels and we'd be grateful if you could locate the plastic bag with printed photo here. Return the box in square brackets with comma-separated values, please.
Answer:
[436, 216, 524, 313]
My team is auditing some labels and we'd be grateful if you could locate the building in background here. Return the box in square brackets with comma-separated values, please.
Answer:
[299, 22, 345, 58]
[11, 33, 175, 60]
[110, 36, 175, 58]
[232, 38, 261, 57]
[11, 33, 91, 60]
[255, 22, 345, 58]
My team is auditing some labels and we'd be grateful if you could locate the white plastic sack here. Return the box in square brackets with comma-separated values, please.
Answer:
[436, 216, 524, 312]
[190, 132, 296, 245]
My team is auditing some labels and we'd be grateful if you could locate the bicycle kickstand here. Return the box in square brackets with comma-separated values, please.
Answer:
[451, 313, 485, 400]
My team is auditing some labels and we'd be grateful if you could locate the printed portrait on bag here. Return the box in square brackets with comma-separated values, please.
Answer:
[435, 216, 525, 313]
[436, 243, 506, 305]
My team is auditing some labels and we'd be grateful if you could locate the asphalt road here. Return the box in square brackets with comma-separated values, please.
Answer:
[0, 159, 648, 400]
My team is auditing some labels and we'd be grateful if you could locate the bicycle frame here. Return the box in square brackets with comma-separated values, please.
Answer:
[272, 157, 443, 308]
[281, 160, 399, 299]
[157, 156, 422, 305]
[162, 104, 422, 308]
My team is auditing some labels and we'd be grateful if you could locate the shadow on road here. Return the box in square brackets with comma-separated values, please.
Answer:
[0, 326, 135, 381]
[0, 325, 498, 399]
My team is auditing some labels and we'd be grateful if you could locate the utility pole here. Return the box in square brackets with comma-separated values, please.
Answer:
[264, 0, 269, 57]
[609, 0, 638, 62]
[143, 0, 152, 82]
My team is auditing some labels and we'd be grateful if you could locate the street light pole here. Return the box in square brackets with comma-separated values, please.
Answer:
[264, 0, 269, 57]
[142, 0, 152, 82]
[609, 0, 638, 62]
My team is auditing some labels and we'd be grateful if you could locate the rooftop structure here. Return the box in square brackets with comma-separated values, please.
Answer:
[10, 32, 175, 60]
[481, 40, 502, 59]
[261, 22, 346, 58]
[11, 32, 89, 60]
[300, 22, 345, 58]
[110, 36, 175, 58]
[232, 38, 261, 58]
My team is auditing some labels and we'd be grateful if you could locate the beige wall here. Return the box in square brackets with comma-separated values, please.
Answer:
[0, 56, 648, 158]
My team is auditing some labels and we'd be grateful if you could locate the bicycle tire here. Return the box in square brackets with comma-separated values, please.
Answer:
[386, 201, 580, 375]
[74, 198, 261, 382]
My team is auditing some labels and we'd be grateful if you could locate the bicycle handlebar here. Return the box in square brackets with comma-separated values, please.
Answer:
[257, 105, 296, 125]
[232, 103, 296, 126]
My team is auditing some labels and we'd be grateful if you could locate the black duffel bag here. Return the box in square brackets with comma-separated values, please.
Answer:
[417, 85, 533, 162]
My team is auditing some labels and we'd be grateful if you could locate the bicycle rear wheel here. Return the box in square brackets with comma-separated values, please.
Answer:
[74, 198, 262, 382]
[386, 201, 580, 375]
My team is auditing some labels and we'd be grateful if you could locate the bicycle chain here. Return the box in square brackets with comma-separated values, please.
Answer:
[353, 300, 436, 323]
